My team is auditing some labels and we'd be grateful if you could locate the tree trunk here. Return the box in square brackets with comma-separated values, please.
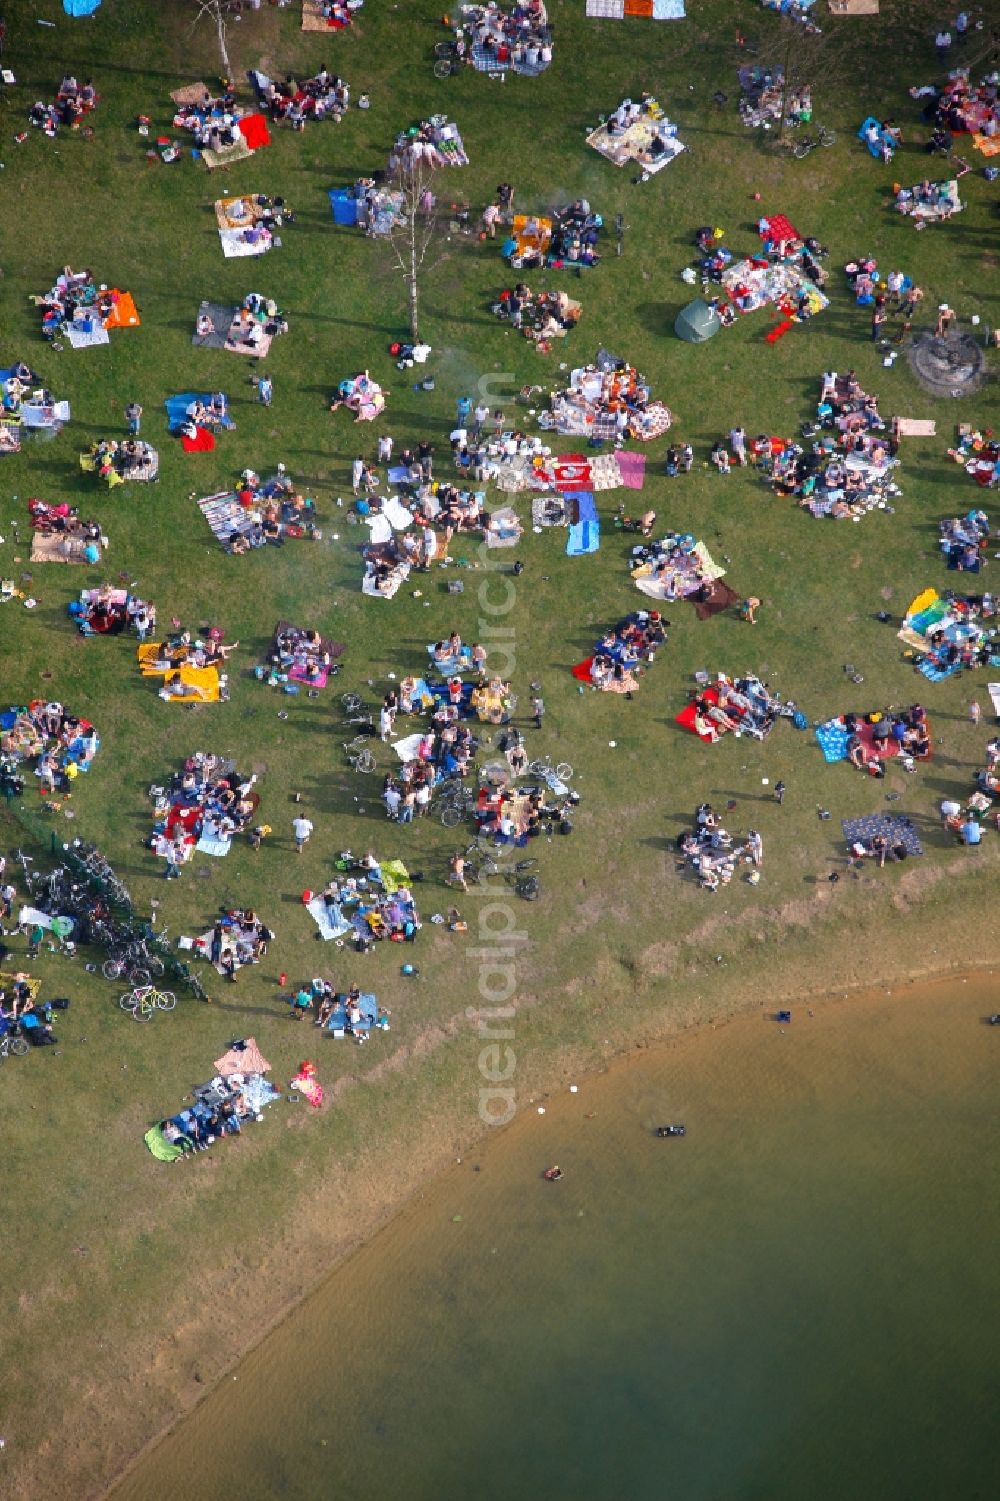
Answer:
[216, 6, 231, 78]
[408, 266, 420, 342]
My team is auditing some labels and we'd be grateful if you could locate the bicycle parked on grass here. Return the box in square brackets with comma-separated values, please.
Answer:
[528, 757, 574, 795]
[343, 737, 377, 774]
[119, 985, 176, 1022]
[0, 1028, 30, 1059]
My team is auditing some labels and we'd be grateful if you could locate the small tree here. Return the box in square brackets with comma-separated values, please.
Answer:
[189, 0, 236, 80]
[382, 163, 450, 343]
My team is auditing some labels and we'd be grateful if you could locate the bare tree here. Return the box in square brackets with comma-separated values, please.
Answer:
[189, 0, 236, 80]
[381, 162, 450, 343]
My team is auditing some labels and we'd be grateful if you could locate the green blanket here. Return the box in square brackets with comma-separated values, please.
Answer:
[144, 1126, 182, 1163]
[381, 858, 411, 895]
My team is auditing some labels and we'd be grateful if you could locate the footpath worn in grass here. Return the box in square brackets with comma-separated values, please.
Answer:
[0, 2, 998, 1496]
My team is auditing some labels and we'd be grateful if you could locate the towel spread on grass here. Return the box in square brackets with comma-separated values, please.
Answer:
[214, 1037, 272, 1076]
[307, 895, 353, 942]
[566, 492, 600, 556]
[144, 1126, 183, 1163]
[29, 532, 101, 564]
[192, 301, 235, 350]
[615, 451, 647, 490]
[841, 813, 922, 856]
[691, 579, 740, 620]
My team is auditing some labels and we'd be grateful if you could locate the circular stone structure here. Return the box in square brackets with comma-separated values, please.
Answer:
[906, 330, 988, 399]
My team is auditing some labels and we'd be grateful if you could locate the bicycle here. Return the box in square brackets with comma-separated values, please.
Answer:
[341, 691, 364, 716]
[527, 757, 573, 795]
[793, 126, 835, 159]
[0, 1029, 30, 1059]
[343, 738, 377, 774]
[119, 985, 176, 1021]
[433, 39, 464, 78]
[438, 783, 478, 827]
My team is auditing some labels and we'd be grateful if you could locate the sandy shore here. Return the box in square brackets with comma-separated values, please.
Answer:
[97, 917, 999, 1501]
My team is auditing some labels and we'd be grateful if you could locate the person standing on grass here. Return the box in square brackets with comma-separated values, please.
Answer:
[377, 433, 393, 464]
[496, 182, 514, 222]
[729, 425, 747, 466]
[165, 840, 185, 880]
[472, 400, 489, 438]
[399, 788, 416, 825]
[741, 596, 761, 625]
[292, 813, 313, 854]
[531, 693, 544, 729]
[457, 395, 473, 426]
[969, 700, 981, 726]
[747, 830, 763, 868]
[935, 27, 952, 62]
[418, 438, 433, 479]
[352, 454, 365, 493]
[482, 201, 502, 238]
[125, 400, 142, 435]
[955, 10, 968, 44]
[257, 373, 273, 407]
[871, 306, 886, 343]
[773, 780, 786, 806]
[900, 285, 923, 320]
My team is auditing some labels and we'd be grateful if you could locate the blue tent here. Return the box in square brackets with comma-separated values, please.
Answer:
[65, 0, 103, 15]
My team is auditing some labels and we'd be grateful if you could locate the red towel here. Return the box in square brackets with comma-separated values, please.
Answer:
[551, 456, 592, 491]
[571, 658, 593, 683]
[761, 213, 799, 244]
[765, 319, 795, 345]
[238, 113, 272, 152]
[181, 426, 215, 453]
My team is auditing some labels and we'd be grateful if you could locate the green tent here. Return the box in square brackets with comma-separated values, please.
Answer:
[674, 298, 722, 343]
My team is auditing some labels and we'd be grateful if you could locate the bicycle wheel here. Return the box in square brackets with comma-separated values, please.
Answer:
[133, 998, 154, 1022]
[528, 759, 549, 778]
[819, 128, 836, 146]
[433, 58, 454, 78]
[475, 858, 499, 885]
[516, 875, 540, 900]
[129, 966, 151, 989]
[10, 1034, 30, 1057]
[356, 749, 377, 774]
[440, 804, 464, 828]
[144, 954, 166, 978]
[341, 692, 363, 714]
[793, 141, 811, 160]
[514, 858, 538, 873]
[155, 991, 177, 1012]
[555, 762, 573, 782]
[102, 958, 125, 981]
[119, 992, 138, 1013]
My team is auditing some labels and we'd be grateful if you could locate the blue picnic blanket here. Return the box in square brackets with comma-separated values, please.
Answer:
[324, 991, 381, 1033]
[567, 492, 600, 556]
[164, 392, 235, 433]
[815, 719, 849, 763]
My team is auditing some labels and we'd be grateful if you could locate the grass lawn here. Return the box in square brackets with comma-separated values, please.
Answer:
[1, 1, 998, 1495]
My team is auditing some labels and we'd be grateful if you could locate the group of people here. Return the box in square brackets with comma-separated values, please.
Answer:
[199, 908, 273, 981]
[455, 1, 552, 74]
[844, 705, 930, 775]
[678, 804, 763, 893]
[262, 625, 335, 687]
[81, 436, 158, 486]
[545, 358, 665, 444]
[939, 509, 992, 572]
[688, 675, 793, 744]
[68, 586, 156, 640]
[388, 118, 468, 173]
[764, 371, 898, 521]
[150, 755, 263, 876]
[941, 734, 1000, 844]
[586, 612, 666, 693]
[0, 700, 100, 796]
[312, 858, 421, 951]
[492, 284, 581, 345]
[34, 266, 118, 340]
[28, 74, 98, 136]
[256, 66, 354, 129]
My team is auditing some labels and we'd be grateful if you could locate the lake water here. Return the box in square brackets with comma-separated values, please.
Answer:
[112, 974, 999, 1501]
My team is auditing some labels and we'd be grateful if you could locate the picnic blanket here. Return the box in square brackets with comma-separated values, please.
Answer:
[532, 495, 569, 527]
[487, 506, 522, 547]
[30, 532, 100, 564]
[894, 419, 936, 438]
[200, 134, 253, 171]
[64, 321, 110, 350]
[195, 830, 231, 856]
[566, 493, 600, 555]
[362, 560, 410, 599]
[214, 1037, 272, 1076]
[144, 1126, 183, 1163]
[192, 301, 235, 350]
[815, 719, 850, 762]
[165, 392, 235, 432]
[104, 292, 141, 331]
[691, 579, 740, 620]
[307, 894, 353, 942]
[160, 665, 221, 703]
[170, 81, 211, 107]
[324, 992, 381, 1035]
[616, 452, 646, 490]
[842, 813, 922, 856]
